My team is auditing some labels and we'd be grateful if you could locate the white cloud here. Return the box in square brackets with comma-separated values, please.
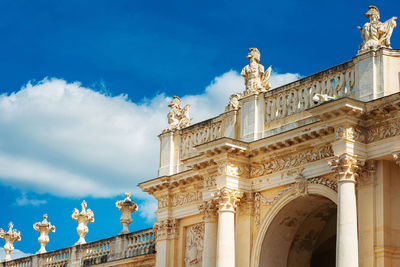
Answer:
[0, 70, 300, 220]
[15, 193, 47, 206]
[0, 247, 31, 260]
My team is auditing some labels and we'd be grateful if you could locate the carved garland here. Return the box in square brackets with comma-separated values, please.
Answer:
[250, 145, 334, 177]
[254, 177, 337, 227]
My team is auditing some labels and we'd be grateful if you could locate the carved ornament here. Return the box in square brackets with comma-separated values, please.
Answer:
[153, 218, 179, 241]
[218, 162, 250, 178]
[214, 188, 241, 213]
[393, 152, 400, 166]
[33, 214, 55, 254]
[328, 154, 363, 183]
[335, 126, 365, 142]
[163, 96, 191, 133]
[251, 145, 334, 177]
[367, 119, 400, 143]
[198, 200, 218, 223]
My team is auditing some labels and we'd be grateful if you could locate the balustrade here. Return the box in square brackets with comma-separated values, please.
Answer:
[265, 61, 355, 122]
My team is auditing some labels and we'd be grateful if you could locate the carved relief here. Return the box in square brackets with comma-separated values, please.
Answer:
[180, 122, 222, 158]
[171, 192, 202, 208]
[328, 154, 363, 182]
[204, 176, 216, 187]
[367, 120, 400, 143]
[336, 126, 365, 142]
[184, 223, 205, 267]
[199, 200, 218, 222]
[153, 218, 179, 241]
[358, 160, 377, 186]
[251, 145, 334, 177]
[218, 162, 250, 178]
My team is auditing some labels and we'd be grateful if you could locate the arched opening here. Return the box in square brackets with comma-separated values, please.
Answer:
[259, 194, 336, 267]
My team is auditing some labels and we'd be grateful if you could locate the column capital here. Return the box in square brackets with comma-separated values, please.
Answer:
[214, 187, 241, 213]
[328, 154, 364, 183]
[199, 200, 218, 223]
[153, 218, 179, 241]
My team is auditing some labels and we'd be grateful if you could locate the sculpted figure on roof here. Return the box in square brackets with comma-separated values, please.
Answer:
[241, 48, 272, 96]
[163, 96, 191, 133]
[358, 6, 397, 53]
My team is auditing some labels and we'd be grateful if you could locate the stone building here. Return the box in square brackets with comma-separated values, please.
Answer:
[2, 5, 400, 267]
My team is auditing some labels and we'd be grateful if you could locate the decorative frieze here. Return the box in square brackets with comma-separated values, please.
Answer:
[171, 192, 202, 208]
[153, 218, 179, 241]
[250, 145, 334, 177]
[328, 154, 363, 183]
[184, 223, 205, 267]
[218, 162, 250, 178]
[204, 176, 216, 188]
[366, 119, 400, 143]
[180, 121, 222, 158]
[335, 126, 365, 142]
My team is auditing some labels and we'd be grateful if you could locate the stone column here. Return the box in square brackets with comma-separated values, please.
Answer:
[215, 188, 241, 267]
[329, 154, 362, 267]
[199, 200, 218, 267]
[153, 218, 179, 267]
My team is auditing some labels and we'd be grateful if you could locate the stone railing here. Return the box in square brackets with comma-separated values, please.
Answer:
[265, 60, 355, 122]
[180, 119, 223, 159]
[1, 229, 155, 267]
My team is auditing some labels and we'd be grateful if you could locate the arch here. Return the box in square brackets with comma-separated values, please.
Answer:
[250, 183, 338, 267]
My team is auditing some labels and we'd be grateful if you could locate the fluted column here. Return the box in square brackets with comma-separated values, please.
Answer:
[199, 200, 218, 267]
[329, 154, 362, 267]
[215, 188, 240, 267]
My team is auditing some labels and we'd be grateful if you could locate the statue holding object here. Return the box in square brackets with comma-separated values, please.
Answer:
[358, 6, 397, 53]
[241, 48, 272, 96]
[163, 96, 191, 133]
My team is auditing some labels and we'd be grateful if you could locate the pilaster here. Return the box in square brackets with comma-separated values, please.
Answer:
[153, 218, 179, 267]
[199, 200, 218, 267]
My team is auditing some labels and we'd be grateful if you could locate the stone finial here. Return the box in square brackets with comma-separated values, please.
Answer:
[33, 214, 56, 254]
[162, 96, 192, 133]
[72, 200, 94, 245]
[115, 192, 138, 234]
[241, 48, 272, 96]
[358, 6, 397, 53]
[0, 222, 21, 262]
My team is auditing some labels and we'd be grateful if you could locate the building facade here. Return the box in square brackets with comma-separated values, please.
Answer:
[2, 6, 400, 267]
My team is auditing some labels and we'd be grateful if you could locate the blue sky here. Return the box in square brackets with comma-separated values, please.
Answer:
[0, 0, 399, 258]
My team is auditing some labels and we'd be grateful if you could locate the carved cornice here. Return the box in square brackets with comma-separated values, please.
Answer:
[250, 144, 333, 177]
[328, 154, 363, 183]
[214, 188, 241, 213]
[153, 218, 179, 241]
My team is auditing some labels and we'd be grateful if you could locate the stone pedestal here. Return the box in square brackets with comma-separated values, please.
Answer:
[239, 94, 265, 142]
[158, 131, 180, 176]
[354, 48, 400, 101]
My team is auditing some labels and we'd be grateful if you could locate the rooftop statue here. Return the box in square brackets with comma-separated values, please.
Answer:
[358, 6, 397, 53]
[241, 48, 272, 96]
[163, 96, 191, 133]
